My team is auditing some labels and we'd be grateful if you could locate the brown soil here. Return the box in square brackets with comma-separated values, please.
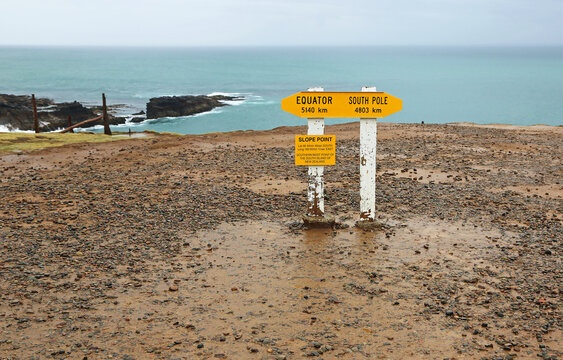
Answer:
[0, 122, 561, 360]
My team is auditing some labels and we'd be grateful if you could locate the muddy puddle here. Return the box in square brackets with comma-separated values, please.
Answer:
[8, 209, 563, 360]
[5, 215, 548, 359]
[161, 217, 505, 359]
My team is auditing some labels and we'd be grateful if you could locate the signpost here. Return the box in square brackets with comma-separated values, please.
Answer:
[281, 91, 402, 119]
[283, 87, 403, 227]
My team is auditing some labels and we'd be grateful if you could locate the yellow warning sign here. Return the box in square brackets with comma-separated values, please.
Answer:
[282, 92, 402, 118]
[295, 135, 335, 166]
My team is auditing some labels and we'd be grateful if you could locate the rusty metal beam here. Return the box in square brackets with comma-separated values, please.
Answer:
[60, 115, 102, 133]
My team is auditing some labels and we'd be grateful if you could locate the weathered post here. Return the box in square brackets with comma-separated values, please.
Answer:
[31, 94, 39, 133]
[358, 86, 378, 225]
[306, 87, 325, 216]
[102, 93, 112, 135]
[67, 115, 74, 133]
[302, 87, 335, 226]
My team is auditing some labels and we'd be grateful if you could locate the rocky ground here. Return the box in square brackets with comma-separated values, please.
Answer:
[0, 122, 561, 359]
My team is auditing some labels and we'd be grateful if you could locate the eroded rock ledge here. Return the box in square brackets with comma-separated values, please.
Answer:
[146, 95, 241, 119]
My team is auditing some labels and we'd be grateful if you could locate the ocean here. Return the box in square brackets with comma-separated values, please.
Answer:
[1, 46, 562, 134]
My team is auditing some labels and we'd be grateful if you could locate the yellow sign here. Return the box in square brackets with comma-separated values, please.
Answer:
[295, 135, 335, 166]
[282, 92, 402, 118]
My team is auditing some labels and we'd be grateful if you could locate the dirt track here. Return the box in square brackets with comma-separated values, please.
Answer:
[0, 122, 561, 359]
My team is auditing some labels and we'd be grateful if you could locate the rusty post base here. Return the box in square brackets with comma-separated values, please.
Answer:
[355, 220, 386, 231]
[302, 214, 335, 228]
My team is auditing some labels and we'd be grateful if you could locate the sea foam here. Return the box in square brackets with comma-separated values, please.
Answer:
[0, 125, 35, 133]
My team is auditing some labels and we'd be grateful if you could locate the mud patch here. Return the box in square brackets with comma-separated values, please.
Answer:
[3, 217, 554, 359]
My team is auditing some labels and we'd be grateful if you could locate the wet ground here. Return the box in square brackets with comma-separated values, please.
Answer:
[0, 122, 561, 359]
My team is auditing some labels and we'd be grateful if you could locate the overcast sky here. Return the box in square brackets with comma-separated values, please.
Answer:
[1, 0, 562, 46]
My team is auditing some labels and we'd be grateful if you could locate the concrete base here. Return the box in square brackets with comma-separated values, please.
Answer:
[302, 214, 336, 228]
[355, 220, 386, 231]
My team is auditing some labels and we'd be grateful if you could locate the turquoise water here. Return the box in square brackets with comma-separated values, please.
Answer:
[1, 46, 562, 133]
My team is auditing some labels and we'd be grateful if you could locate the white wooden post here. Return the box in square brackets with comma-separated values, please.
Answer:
[359, 86, 377, 222]
[306, 87, 325, 217]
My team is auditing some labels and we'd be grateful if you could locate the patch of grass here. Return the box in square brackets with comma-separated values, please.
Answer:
[0, 132, 127, 152]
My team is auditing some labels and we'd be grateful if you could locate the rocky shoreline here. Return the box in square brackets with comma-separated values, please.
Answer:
[0, 122, 560, 359]
[0, 93, 242, 131]
[146, 95, 242, 119]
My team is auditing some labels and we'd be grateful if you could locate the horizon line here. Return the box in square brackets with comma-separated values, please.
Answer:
[1, 44, 563, 48]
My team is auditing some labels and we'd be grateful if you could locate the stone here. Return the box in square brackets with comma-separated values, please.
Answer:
[355, 220, 386, 230]
[302, 214, 336, 228]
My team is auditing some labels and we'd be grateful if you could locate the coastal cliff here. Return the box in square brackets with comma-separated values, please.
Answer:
[0, 94, 242, 131]
[0, 94, 124, 131]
